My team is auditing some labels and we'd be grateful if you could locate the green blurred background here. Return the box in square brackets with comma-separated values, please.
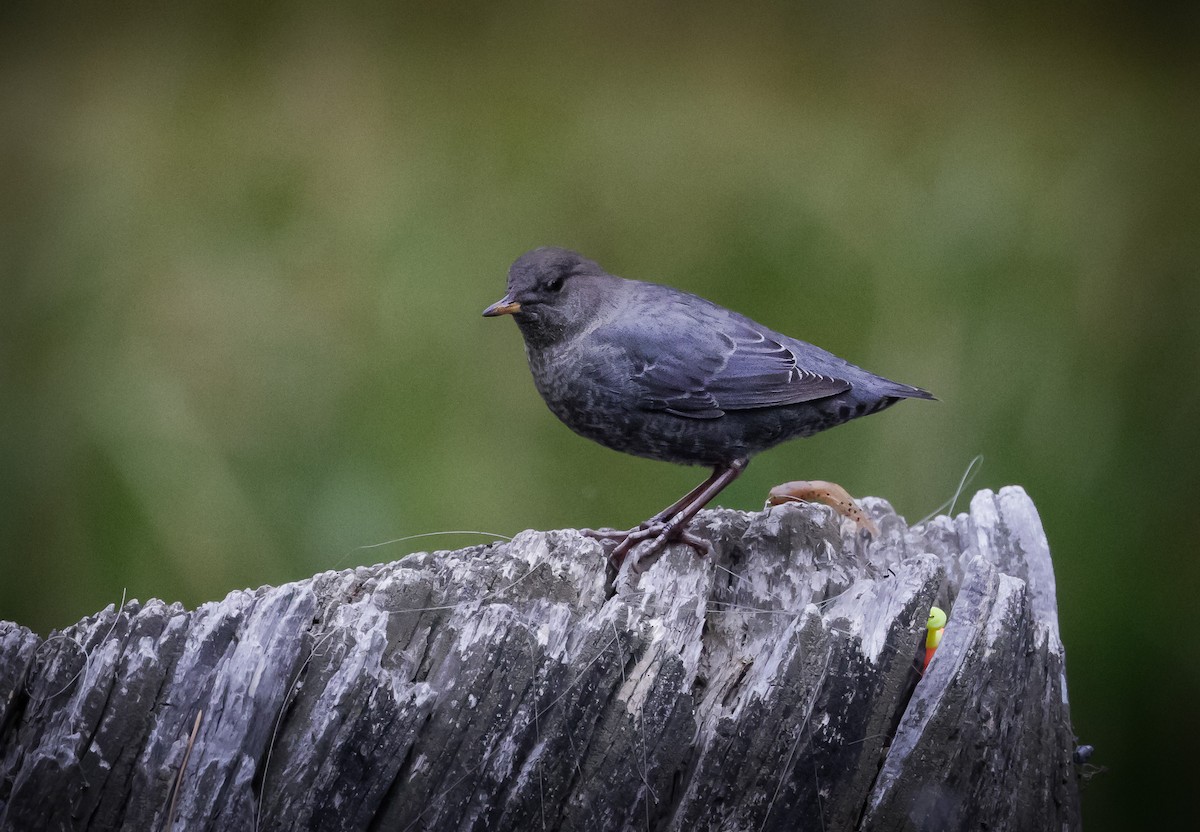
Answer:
[1, 1, 1195, 826]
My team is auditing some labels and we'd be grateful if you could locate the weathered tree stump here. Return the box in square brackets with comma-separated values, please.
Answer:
[0, 486, 1080, 831]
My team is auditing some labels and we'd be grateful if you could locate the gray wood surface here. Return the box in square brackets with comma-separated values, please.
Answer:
[0, 486, 1081, 831]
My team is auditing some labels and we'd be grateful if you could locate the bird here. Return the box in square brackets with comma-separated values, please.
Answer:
[483, 246, 933, 572]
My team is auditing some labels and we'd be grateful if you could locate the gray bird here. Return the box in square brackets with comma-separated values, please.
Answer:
[483, 247, 933, 570]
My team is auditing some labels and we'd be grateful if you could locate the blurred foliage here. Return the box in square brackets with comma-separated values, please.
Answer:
[1, 1, 1196, 827]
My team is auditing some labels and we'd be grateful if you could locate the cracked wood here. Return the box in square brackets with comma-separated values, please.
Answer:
[0, 487, 1081, 831]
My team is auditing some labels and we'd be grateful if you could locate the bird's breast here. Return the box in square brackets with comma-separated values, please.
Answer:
[527, 342, 627, 426]
[523, 339, 747, 466]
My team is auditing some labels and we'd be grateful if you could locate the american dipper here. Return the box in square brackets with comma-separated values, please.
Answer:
[483, 247, 933, 570]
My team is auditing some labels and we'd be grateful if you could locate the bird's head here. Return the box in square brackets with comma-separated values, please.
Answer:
[483, 247, 611, 348]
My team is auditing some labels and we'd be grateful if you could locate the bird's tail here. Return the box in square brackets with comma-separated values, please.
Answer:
[893, 382, 936, 401]
[866, 374, 936, 402]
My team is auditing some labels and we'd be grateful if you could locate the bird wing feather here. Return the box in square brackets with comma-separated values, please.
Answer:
[612, 292, 851, 419]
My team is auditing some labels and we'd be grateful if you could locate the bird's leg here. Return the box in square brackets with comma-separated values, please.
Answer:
[582, 467, 728, 541]
[643, 468, 730, 526]
[767, 479, 879, 537]
[610, 459, 748, 572]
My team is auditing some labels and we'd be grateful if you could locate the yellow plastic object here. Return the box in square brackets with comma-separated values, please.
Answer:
[923, 606, 946, 670]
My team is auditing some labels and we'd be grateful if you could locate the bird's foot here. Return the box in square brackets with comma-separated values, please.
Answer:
[581, 506, 676, 541]
[767, 479, 880, 538]
[585, 520, 713, 573]
[581, 526, 640, 541]
[625, 524, 713, 574]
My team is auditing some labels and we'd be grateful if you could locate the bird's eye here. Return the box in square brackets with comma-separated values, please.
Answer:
[546, 277, 564, 292]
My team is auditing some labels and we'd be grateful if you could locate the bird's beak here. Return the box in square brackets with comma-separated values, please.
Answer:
[482, 296, 521, 317]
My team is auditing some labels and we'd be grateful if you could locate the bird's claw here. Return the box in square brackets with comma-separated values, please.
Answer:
[589, 520, 713, 574]
[582, 527, 634, 541]
[673, 527, 713, 556]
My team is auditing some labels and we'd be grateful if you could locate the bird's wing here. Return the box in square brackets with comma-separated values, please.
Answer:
[613, 294, 851, 420]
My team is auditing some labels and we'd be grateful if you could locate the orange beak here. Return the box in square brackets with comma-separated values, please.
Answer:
[482, 296, 521, 317]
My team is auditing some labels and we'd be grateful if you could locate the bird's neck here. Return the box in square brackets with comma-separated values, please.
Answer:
[515, 315, 568, 351]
